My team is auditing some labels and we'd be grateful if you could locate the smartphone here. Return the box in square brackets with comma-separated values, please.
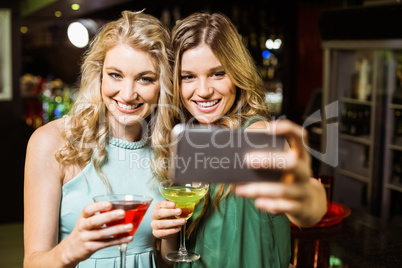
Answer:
[168, 124, 286, 183]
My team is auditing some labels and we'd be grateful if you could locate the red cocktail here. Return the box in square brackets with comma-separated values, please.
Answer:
[93, 194, 153, 268]
[107, 200, 152, 237]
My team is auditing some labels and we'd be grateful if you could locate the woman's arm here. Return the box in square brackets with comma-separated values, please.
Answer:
[24, 120, 77, 267]
[24, 120, 135, 267]
[236, 119, 327, 227]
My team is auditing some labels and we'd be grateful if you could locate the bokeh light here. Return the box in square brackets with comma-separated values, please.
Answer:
[262, 50, 271, 59]
[20, 26, 28, 34]
[265, 38, 282, 50]
[71, 4, 80, 10]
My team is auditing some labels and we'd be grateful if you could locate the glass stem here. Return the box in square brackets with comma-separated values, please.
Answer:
[179, 222, 188, 255]
[119, 243, 128, 268]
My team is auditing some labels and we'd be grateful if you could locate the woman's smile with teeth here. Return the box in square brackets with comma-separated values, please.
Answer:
[195, 99, 220, 107]
[116, 101, 141, 110]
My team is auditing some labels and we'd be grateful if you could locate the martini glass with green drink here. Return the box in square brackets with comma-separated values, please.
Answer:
[160, 182, 209, 262]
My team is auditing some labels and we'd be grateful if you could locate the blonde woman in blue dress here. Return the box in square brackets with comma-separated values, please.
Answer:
[24, 10, 172, 267]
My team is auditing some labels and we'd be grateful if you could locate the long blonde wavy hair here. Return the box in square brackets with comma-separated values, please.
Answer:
[55, 10, 172, 193]
[151, 12, 270, 236]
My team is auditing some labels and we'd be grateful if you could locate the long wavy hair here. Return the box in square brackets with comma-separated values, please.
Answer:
[151, 12, 270, 236]
[55, 10, 172, 193]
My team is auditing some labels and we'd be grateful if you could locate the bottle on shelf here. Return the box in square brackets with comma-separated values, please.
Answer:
[391, 150, 402, 185]
[349, 105, 357, 135]
[358, 58, 371, 101]
[41, 87, 54, 124]
[393, 109, 402, 146]
[351, 61, 361, 99]
[340, 103, 371, 137]
[351, 58, 372, 101]
[341, 103, 354, 135]
[392, 63, 402, 105]
[362, 106, 371, 136]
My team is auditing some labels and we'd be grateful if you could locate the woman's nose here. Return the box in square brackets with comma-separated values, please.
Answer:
[196, 79, 213, 98]
[121, 81, 138, 101]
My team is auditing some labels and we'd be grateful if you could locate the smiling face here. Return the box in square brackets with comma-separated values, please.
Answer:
[101, 44, 160, 141]
[180, 44, 236, 124]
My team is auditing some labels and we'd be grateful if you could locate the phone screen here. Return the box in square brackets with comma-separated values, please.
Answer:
[168, 124, 286, 183]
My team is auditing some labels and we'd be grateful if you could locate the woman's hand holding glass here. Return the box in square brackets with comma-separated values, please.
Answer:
[152, 182, 208, 263]
[151, 200, 186, 263]
[151, 200, 185, 239]
[60, 201, 134, 264]
[235, 119, 327, 227]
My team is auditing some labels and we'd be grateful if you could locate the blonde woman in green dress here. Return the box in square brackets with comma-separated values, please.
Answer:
[150, 12, 327, 268]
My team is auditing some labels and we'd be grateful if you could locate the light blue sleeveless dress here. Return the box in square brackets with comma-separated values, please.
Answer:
[60, 137, 165, 267]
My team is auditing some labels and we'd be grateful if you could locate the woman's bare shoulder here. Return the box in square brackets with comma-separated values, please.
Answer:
[25, 118, 73, 184]
[245, 120, 270, 130]
[27, 117, 70, 152]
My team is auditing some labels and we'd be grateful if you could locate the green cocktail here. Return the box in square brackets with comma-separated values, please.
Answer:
[160, 186, 208, 220]
[159, 182, 209, 262]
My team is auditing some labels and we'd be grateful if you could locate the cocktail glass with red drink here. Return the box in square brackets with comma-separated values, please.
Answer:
[93, 194, 153, 268]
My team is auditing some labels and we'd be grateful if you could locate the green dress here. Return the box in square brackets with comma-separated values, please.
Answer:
[175, 185, 291, 268]
[175, 120, 291, 268]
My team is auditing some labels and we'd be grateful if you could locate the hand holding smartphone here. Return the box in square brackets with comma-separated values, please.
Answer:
[168, 124, 286, 183]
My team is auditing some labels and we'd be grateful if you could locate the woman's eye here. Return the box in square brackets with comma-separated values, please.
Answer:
[213, 72, 226, 78]
[109, 73, 122, 79]
[181, 75, 194, 81]
[139, 77, 155, 84]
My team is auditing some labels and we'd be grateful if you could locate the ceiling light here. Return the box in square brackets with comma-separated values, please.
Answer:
[67, 22, 89, 48]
